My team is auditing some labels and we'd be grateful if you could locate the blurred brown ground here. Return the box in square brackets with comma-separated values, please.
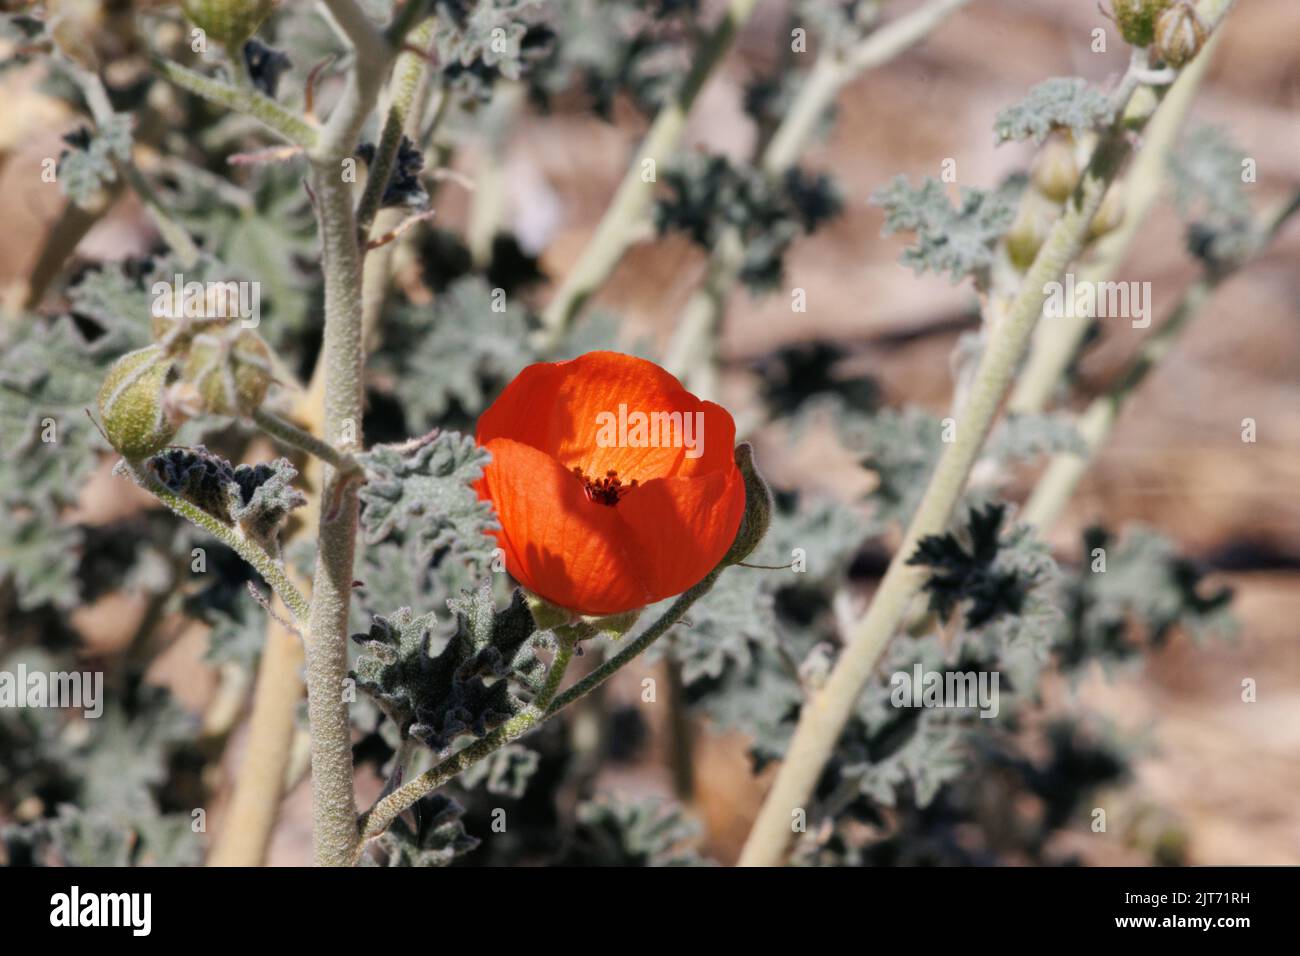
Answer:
[3, 0, 1298, 865]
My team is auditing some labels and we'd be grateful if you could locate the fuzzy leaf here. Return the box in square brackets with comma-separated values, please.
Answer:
[994, 77, 1112, 144]
[871, 175, 1019, 281]
[0, 506, 82, 611]
[372, 794, 480, 867]
[383, 278, 534, 427]
[145, 447, 306, 547]
[459, 743, 540, 798]
[907, 503, 1042, 628]
[357, 429, 498, 569]
[560, 794, 708, 866]
[843, 712, 967, 809]
[57, 115, 132, 207]
[351, 587, 539, 749]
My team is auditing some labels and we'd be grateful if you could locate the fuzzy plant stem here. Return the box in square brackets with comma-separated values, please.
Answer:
[301, 159, 369, 866]
[127, 463, 310, 623]
[251, 406, 358, 473]
[665, 0, 971, 393]
[1023, 191, 1300, 530]
[738, 1, 1240, 866]
[735, 92, 1160, 872]
[294, 0, 401, 867]
[535, 0, 760, 349]
[212, 2, 427, 865]
[358, 19, 440, 353]
[153, 58, 319, 148]
[1008, 32, 1222, 415]
[353, 569, 723, 854]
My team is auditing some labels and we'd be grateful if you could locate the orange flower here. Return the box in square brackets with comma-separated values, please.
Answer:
[475, 351, 746, 616]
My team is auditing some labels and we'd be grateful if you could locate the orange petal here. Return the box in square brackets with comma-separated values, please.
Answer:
[478, 352, 725, 483]
[614, 464, 746, 603]
[479, 437, 651, 615]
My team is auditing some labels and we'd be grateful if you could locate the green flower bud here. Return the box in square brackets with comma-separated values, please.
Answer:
[722, 443, 773, 567]
[1110, 0, 1172, 48]
[98, 345, 178, 461]
[1005, 191, 1058, 272]
[1030, 134, 1079, 204]
[181, 0, 273, 51]
[1155, 2, 1206, 68]
[182, 329, 273, 416]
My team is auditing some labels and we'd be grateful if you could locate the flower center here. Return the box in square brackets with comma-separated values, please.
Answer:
[572, 467, 638, 506]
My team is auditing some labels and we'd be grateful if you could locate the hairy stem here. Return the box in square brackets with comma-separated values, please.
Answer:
[1023, 191, 1300, 529]
[252, 406, 358, 473]
[152, 58, 319, 147]
[737, 82, 1158, 871]
[301, 157, 367, 866]
[126, 464, 310, 623]
[1008, 32, 1221, 414]
[535, 0, 760, 349]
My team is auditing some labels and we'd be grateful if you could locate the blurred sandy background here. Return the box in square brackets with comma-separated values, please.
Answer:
[2, 0, 1298, 864]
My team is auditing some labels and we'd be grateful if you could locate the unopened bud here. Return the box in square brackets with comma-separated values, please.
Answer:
[1110, 0, 1172, 48]
[1155, 2, 1206, 68]
[1005, 192, 1059, 272]
[1088, 183, 1126, 241]
[181, 0, 273, 51]
[182, 329, 273, 416]
[1030, 134, 1080, 204]
[98, 345, 178, 460]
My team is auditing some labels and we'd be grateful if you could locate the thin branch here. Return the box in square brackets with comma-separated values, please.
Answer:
[251, 406, 359, 474]
[736, 64, 1167, 873]
[121, 462, 310, 624]
[354, 17, 436, 237]
[153, 57, 320, 148]
[313, 0, 399, 162]
[1008, 31, 1221, 414]
[1022, 191, 1300, 530]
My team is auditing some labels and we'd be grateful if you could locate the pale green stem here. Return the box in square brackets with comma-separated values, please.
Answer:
[302, 157, 367, 867]
[359, 21, 441, 353]
[295, 0, 403, 868]
[737, 0, 1239, 868]
[354, 18, 436, 238]
[124, 463, 310, 624]
[353, 570, 723, 853]
[152, 58, 319, 147]
[467, 81, 525, 267]
[1008, 31, 1222, 414]
[736, 84, 1157, 873]
[1022, 191, 1300, 530]
[251, 406, 358, 473]
[535, 0, 761, 349]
